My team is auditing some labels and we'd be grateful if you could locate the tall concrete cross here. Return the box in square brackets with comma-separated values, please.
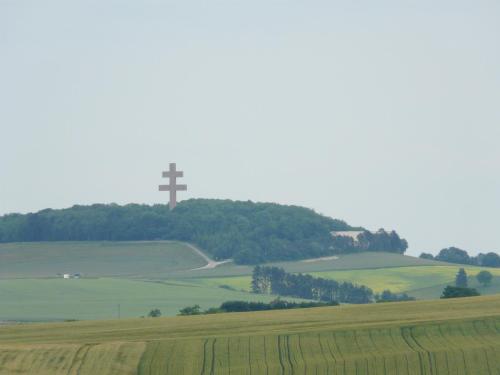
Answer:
[159, 163, 187, 210]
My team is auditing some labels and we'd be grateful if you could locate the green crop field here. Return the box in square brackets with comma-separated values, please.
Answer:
[0, 278, 297, 321]
[0, 241, 206, 279]
[0, 241, 305, 321]
[0, 241, 450, 280]
[182, 251, 448, 279]
[1, 295, 499, 374]
[192, 266, 500, 297]
[1, 241, 499, 321]
[407, 276, 500, 300]
[311, 266, 500, 293]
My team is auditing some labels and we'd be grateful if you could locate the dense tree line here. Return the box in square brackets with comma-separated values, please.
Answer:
[374, 290, 415, 303]
[441, 286, 480, 299]
[0, 199, 408, 264]
[252, 266, 374, 304]
[420, 247, 500, 268]
[178, 299, 339, 315]
[332, 229, 408, 254]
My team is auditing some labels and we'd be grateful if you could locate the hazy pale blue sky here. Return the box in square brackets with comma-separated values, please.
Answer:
[1, 1, 499, 255]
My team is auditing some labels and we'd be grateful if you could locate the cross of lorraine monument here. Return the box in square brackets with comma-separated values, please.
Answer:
[159, 163, 187, 210]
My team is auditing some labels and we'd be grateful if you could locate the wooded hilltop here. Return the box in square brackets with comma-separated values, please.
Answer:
[0, 199, 408, 264]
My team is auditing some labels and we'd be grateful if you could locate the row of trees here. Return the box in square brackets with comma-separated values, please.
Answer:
[420, 247, 500, 268]
[441, 286, 480, 299]
[178, 299, 339, 315]
[332, 229, 408, 254]
[252, 266, 416, 304]
[0, 200, 408, 264]
[455, 268, 493, 288]
[252, 266, 375, 304]
[374, 290, 415, 303]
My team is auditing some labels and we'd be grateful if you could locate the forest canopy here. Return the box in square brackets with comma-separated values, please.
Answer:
[419, 247, 500, 268]
[0, 199, 408, 264]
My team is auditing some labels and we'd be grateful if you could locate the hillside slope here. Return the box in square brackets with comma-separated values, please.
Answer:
[1, 295, 499, 374]
[0, 199, 408, 264]
[0, 241, 206, 278]
[0, 241, 442, 279]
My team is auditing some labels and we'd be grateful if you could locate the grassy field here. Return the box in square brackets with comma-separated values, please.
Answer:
[312, 266, 500, 293]
[182, 251, 448, 279]
[0, 295, 499, 374]
[192, 266, 500, 296]
[0, 241, 451, 281]
[0, 278, 297, 321]
[1, 241, 500, 321]
[0, 241, 206, 278]
[408, 275, 500, 299]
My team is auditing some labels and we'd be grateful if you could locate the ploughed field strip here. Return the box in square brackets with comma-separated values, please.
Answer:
[1, 296, 500, 374]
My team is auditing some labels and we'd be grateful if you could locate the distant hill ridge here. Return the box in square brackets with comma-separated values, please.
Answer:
[0, 199, 408, 264]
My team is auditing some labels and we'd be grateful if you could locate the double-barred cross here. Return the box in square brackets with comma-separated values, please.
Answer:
[159, 163, 187, 210]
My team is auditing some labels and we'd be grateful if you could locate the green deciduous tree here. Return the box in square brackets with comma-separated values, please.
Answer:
[476, 270, 493, 287]
[478, 252, 500, 267]
[429, 247, 500, 268]
[437, 248, 471, 265]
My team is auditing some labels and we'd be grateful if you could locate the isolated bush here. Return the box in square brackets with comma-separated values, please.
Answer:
[148, 308, 162, 318]
[419, 253, 434, 260]
[476, 270, 493, 286]
[178, 305, 201, 316]
[375, 290, 415, 303]
[441, 286, 480, 299]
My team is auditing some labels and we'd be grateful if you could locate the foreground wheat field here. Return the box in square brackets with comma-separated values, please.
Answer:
[1, 295, 499, 374]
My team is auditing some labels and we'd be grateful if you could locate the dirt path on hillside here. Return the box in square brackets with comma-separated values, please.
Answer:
[186, 243, 233, 270]
[301, 255, 339, 263]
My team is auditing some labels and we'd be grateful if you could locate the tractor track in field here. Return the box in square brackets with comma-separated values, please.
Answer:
[437, 325, 452, 375]
[209, 338, 216, 375]
[285, 335, 294, 374]
[400, 327, 426, 375]
[317, 333, 331, 374]
[262, 335, 270, 375]
[277, 335, 286, 375]
[199, 339, 208, 375]
[66, 343, 94, 375]
[246, 336, 252, 375]
[226, 338, 231, 375]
